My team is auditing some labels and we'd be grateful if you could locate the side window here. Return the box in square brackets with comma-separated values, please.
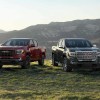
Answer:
[57, 39, 65, 48]
[29, 40, 34, 46]
[3, 40, 11, 46]
[57, 40, 60, 47]
[61, 40, 64, 48]
[34, 40, 38, 47]
[58, 40, 63, 47]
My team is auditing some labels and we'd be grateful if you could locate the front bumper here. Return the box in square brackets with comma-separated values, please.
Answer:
[0, 58, 23, 65]
[68, 57, 100, 68]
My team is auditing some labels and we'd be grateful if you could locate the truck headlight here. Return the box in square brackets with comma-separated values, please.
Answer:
[16, 49, 25, 54]
[97, 52, 100, 56]
[68, 52, 75, 57]
[97, 49, 100, 56]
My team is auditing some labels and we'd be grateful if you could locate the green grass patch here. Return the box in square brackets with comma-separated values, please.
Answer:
[0, 60, 100, 100]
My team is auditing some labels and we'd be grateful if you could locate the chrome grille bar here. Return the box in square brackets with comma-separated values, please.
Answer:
[0, 50, 15, 57]
[76, 51, 97, 61]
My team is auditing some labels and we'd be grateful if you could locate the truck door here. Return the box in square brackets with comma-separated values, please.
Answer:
[33, 40, 40, 60]
[29, 40, 39, 61]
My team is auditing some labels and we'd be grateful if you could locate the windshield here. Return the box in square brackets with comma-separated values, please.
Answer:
[65, 39, 93, 48]
[2, 39, 30, 46]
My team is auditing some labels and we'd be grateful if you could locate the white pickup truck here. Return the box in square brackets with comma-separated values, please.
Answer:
[52, 38, 100, 71]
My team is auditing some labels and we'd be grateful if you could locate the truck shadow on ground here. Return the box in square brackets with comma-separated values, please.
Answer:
[75, 69, 100, 77]
[0, 64, 100, 76]
[0, 63, 61, 75]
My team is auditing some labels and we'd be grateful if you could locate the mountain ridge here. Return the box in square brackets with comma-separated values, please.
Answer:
[0, 29, 6, 33]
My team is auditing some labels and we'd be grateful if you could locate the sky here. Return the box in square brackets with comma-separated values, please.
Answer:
[0, 0, 100, 31]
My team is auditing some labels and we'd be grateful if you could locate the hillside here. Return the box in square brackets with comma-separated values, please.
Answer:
[0, 60, 100, 100]
[0, 19, 100, 58]
[0, 29, 6, 33]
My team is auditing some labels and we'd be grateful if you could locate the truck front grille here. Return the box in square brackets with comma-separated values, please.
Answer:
[76, 51, 97, 61]
[0, 50, 15, 57]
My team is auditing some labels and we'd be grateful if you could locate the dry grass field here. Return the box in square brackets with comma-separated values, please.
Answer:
[0, 60, 100, 100]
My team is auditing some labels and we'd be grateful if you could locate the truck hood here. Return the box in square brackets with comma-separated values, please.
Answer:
[68, 47, 99, 52]
[0, 46, 26, 50]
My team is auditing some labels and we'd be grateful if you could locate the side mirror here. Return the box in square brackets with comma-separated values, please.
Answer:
[59, 45, 65, 49]
[30, 44, 35, 47]
[93, 44, 97, 47]
[58, 46, 62, 48]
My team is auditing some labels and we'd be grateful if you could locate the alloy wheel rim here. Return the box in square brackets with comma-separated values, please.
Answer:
[63, 58, 67, 70]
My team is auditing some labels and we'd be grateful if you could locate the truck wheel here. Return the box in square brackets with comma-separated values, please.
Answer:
[38, 55, 44, 66]
[63, 57, 72, 72]
[0, 64, 2, 69]
[21, 56, 30, 69]
[52, 54, 58, 66]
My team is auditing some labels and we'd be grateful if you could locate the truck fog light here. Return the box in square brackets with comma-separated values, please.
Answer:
[19, 58, 22, 61]
[68, 52, 75, 57]
[16, 49, 25, 54]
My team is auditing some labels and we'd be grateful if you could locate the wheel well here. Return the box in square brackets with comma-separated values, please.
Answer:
[63, 54, 66, 58]
[26, 52, 30, 56]
[52, 53, 54, 55]
[42, 52, 45, 55]
[42, 52, 46, 58]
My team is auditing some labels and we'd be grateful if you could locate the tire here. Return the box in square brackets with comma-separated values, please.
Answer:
[21, 56, 30, 69]
[38, 55, 44, 66]
[62, 57, 72, 72]
[92, 68, 98, 71]
[0, 64, 2, 69]
[52, 54, 58, 66]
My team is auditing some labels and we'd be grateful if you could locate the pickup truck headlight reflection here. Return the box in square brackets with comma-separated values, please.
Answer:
[69, 52, 75, 57]
[97, 52, 100, 56]
[16, 49, 24, 54]
[97, 49, 100, 56]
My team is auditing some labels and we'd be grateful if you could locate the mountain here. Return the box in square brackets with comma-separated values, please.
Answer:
[0, 29, 6, 33]
[0, 19, 100, 58]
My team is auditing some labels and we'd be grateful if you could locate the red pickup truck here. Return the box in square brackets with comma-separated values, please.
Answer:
[0, 38, 46, 68]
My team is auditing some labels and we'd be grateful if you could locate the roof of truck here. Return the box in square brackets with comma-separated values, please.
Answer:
[10, 38, 33, 40]
[61, 38, 87, 40]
